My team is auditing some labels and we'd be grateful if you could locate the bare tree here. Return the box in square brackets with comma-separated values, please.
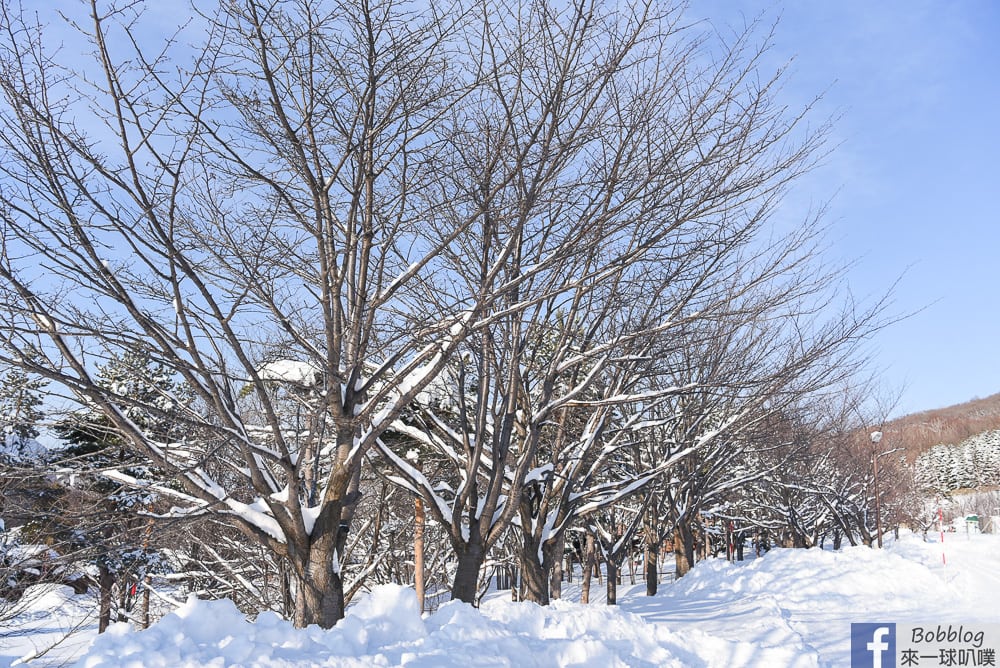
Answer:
[0, 0, 565, 627]
[371, 1, 888, 606]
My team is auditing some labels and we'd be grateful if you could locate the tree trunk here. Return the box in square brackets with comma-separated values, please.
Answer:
[550, 538, 565, 600]
[518, 541, 550, 605]
[581, 534, 595, 604]
[141, 581, 150, 629]
[117, 580, 129, 622]
[830, 513, 857, 547]
[645, 544, 659, 596]
[451, 541, 486, 604]
[292, 549, 345, 629]
[141, 517, 153, 628]
[288, 432, 364, 629]
[673, 521, 695, 579]
[606, 559, 617, 606]
[857, 516, 874, 547]
[279, 561, 293, 619]
[290, 507, 351, 629]
[852, 512, 875, 547]
[98, 563, 113, 633]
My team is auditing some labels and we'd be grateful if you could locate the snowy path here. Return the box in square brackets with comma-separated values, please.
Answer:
[619, 533, 999, 667]
[519, 532, 1000, 667]
[891, 530, 1000, 623]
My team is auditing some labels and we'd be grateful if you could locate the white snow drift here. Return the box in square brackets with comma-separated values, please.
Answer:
[4, 531, 998, 667]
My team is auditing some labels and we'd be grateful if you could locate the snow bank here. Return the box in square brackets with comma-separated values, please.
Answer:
[12, 532, 995, 668]
[74, 585, 423, 668]
[68, 585, 812, 667]
[72, 584, 715, 667]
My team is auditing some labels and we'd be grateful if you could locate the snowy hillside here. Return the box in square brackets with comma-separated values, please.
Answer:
[4, 531, 999, 668]
[915, 430, 1000, 492]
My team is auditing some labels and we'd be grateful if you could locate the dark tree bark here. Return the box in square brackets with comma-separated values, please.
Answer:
[645, 544, 659, 596]
[451, 540, 486, 605]
[97, 563, 113, 634]
[606, 560, 618, 606]
[581, 534, 596, 604]
[550, 538, 565, 600]
[674, 521, 696, 579]
[518, 548, 550, 606]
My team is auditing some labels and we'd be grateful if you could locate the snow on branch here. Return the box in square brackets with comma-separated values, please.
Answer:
[375, 437, 455, 532]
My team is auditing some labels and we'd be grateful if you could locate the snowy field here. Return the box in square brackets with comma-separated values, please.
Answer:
[3, 531, 998, 667]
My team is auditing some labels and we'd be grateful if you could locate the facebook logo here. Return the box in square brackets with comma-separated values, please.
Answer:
[851, 623, 896, 668]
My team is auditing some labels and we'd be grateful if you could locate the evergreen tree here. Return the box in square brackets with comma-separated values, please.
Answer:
[53, 351, 190, 631]
[0, 367, 47, 462]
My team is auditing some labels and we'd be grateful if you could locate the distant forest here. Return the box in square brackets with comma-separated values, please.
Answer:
[881, 393, 1000, 460]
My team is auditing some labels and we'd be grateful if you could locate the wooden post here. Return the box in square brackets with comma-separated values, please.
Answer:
[407, 449, 426, 614]
[141, 516, 154, 628]
[414, 493, 425, 613]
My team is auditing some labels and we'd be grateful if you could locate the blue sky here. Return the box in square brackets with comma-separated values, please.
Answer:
[696, 1, 1000, 417]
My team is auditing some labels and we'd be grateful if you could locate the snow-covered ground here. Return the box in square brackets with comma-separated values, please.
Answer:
[3, 531, 998, 667]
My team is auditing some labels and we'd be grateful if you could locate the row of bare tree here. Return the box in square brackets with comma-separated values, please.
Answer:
[0, 0, 895, 628]
[1, 375, 919, 631]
